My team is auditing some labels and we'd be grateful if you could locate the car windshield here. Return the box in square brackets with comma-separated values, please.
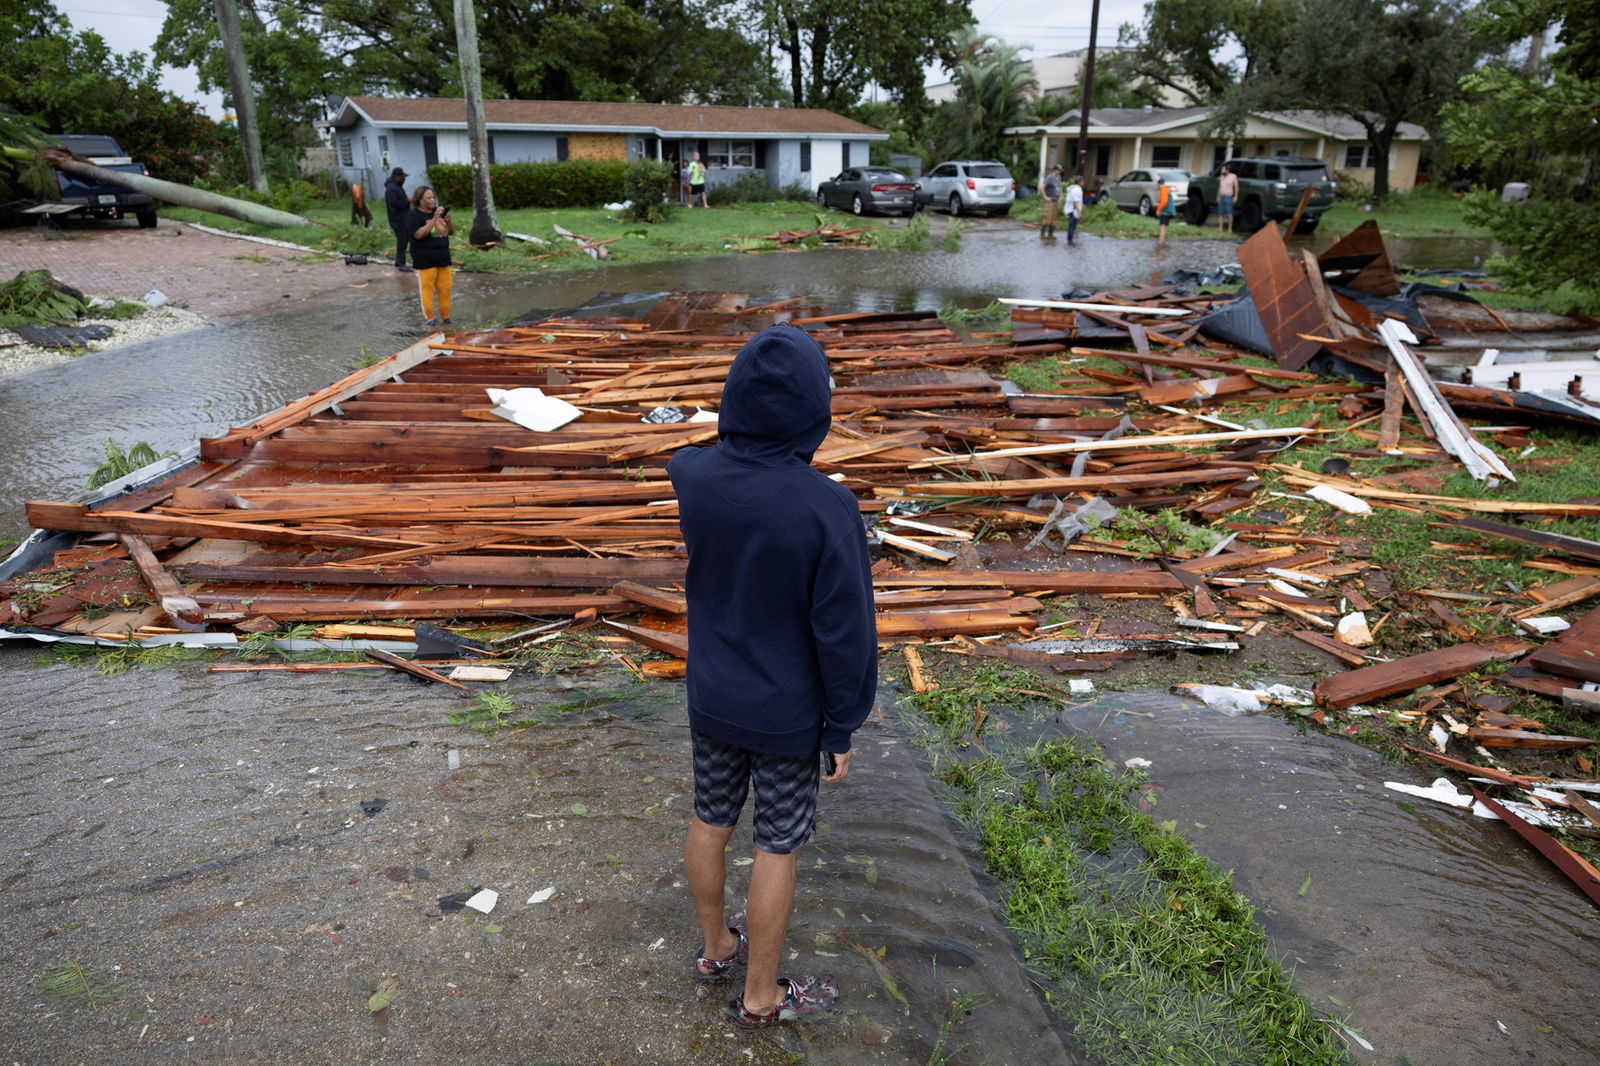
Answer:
[1282, 163, 1331, 183]
[862, 170, 910, 183]
[967, 164, 1010, 179]
[1157, 170, 1191, 181]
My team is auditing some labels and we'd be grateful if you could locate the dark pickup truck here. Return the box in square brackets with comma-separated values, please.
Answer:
[1184, 157, 1335, 233]
[51, 134, 158, 228]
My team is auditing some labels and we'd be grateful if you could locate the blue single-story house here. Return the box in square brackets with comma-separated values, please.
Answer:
[323, 95, 886, 198]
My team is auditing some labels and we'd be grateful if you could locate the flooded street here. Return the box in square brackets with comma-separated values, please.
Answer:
[4, 226, 1593, 1064]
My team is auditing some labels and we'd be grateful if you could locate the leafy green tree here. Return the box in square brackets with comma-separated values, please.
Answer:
[1114, 0, 1295, 105]
[0, 1, 224, 184]
[1444, 0, 1600, 303]
[1266, 0, 1480, 198]
[155, 0, 781, 119]
[758, 0, 972, 116]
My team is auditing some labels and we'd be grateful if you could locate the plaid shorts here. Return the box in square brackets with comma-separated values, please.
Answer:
[692, 732, 820, 855]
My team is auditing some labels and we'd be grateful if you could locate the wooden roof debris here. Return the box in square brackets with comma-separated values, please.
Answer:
[3, 225, 1599, 817]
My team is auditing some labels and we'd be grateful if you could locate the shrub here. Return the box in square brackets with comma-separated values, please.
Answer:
[709, 172, 783, 204]
[427, 160, 629, 209]
[623, 158, 672, 222]
[1331, 170, 1372, 201]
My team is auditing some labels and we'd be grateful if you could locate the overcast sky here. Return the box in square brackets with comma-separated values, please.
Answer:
[57, 0, 1154, 116]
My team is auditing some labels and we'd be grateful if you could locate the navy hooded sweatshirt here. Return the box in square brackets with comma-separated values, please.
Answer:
[667, 324, 877, 757]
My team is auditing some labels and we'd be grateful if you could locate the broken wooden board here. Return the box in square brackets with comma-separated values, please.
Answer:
[1313, 638, 1535, 709]
[1236, 223, 1325, 371]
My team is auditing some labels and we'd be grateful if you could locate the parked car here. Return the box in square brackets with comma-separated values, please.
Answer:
[49, 134, 158, 228]
[1104, 168, 1191, 216]
[916, 160, 1016, 217]
[1185, 157, 1336, 233]
[816, 167, 918, 216]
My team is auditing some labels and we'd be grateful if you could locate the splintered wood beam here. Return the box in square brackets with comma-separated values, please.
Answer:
[1313, 637, 1534, 709]
[908, 426, 1314, 467]
[118, 533, 205, 631]
[611, 580, 687, 614]
[364, 648, 473, 691]
[27, 502, 419, 550]
[603, 618, 689, 658]
[1470, 786, 1600, 911]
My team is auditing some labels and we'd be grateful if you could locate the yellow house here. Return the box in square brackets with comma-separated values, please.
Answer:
[1005, 107, 1428, 195]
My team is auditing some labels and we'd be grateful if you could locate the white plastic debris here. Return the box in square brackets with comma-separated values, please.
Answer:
[688, 408, 718, 423]
[1519, 616, 1570, 636]
[448, 665, 513, 682]
[1429, 722, 1450, 752]
[485, 387, 581, 432]
[143, 289, 170, 308]
[526, 886, 556, 904]
[464, 888, 499, 914]
[446, 749, 461, 771]
[1123, 757, 1152, 769]
[1173, 683, 1264, 716]
[1068, 678, 1095, 694]
[1306, 483, 1372, 515]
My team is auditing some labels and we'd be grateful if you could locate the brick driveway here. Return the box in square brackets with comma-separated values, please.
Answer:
[0, 216, 411, 319]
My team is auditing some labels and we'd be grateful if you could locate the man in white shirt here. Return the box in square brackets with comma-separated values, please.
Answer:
[1063, 175, 1085, 245]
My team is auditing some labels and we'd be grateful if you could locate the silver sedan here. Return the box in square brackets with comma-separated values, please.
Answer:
[1105, 168, 1192, 215]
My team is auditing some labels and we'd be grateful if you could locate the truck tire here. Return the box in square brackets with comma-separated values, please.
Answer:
[136, 208, 158, 229]
[1238, 200, 1264, 232]
[1294, 214, 1321, 234]
[1183, 193, 1209, 226]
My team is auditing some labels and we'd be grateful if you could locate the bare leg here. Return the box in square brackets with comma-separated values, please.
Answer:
[740, 846, 799, 1014]
[686, 816, 739, 962]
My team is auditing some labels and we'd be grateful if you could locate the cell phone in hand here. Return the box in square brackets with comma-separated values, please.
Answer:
[822, 750, 837, 775]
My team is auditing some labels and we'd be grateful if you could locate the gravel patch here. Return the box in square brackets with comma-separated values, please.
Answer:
[0, 303, 209, 379]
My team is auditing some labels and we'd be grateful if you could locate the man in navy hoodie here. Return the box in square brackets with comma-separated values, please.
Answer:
[668, 323, 878, 1027]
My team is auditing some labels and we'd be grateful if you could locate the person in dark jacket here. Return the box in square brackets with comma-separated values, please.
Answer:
[668, 323, 877, 1028]
[383, 167, 412, 271]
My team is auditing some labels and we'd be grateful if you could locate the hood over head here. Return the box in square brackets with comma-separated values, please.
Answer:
[715, 324, 832, 465]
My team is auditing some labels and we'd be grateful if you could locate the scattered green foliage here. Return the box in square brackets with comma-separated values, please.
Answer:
[94, 642, 202, 677]
[86, 439, 175, 490]
[938, 219, 965, 252]
[0, 269, 88, 327]
[449, 691, 519, 734]
[1105, 508, 1224, 558]
[1003, 355, 1073, 393]
[236, 624, 319, 660]
[938, 299, 1008, 324]
[871, 213, 932, 251]
[927, 992, 987, 1066]
[40, 961, 118, 1010]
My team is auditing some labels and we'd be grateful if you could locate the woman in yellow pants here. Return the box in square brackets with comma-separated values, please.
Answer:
[405, 186, 454, 326]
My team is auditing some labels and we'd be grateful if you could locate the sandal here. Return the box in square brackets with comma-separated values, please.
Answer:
[728, 975, 839, 1027]
[694, 912, 748, 981]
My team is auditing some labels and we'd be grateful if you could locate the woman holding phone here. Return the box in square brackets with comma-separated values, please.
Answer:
[406, 186, 454, 326]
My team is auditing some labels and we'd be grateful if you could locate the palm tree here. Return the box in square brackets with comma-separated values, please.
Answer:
[213, 0, 267, 193]
[935, 32, 1038, 169]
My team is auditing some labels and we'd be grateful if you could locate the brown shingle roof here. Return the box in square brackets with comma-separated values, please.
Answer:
[337, 96, 884, 138]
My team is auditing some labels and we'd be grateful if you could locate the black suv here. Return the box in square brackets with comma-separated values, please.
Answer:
[1185, 157, 1335, 233]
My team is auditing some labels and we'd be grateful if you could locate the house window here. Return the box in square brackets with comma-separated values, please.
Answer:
[800, 141, 811, 172]
[1212, 145, 1228, 171]
[361, 136, 370, 163]
[842, 142, 851, 168]
[1093, 143, 1111, 178]
[556, 136, 568, 162]
[379, 135, 388, 153]
[1344, 144, 1378, 168]
[487, 136, 496, 164]
[705, 140, 754, 168]
[338, 137, 352, 166]
[1150, 144, 1182, 169]
[1271, 140, 1300, 157]
[423, 134, 439, 167]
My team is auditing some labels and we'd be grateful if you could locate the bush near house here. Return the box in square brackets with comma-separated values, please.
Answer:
[428, 161, 629, 210]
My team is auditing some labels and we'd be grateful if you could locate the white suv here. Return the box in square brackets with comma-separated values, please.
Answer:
[917, 160, 1016, 217]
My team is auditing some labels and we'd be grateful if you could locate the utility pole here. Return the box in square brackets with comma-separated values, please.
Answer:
[1074, 0, 1102, 177]
[213, 0, 267, 194]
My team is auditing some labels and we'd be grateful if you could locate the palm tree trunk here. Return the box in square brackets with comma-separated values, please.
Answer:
[42, 150, 315, 228]
[213, 0, 268, 194]
[454, 0, 502, 245]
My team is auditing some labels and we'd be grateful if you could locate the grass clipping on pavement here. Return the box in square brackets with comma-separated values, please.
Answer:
[906, 663, 1352, 1066]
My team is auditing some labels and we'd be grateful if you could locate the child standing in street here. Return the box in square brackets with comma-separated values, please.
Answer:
[668, 324, 878, 1028]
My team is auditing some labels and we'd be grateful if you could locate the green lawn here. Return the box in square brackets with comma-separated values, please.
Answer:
[160, 198, 905, 272]
[1320, 189, 1492, 238]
